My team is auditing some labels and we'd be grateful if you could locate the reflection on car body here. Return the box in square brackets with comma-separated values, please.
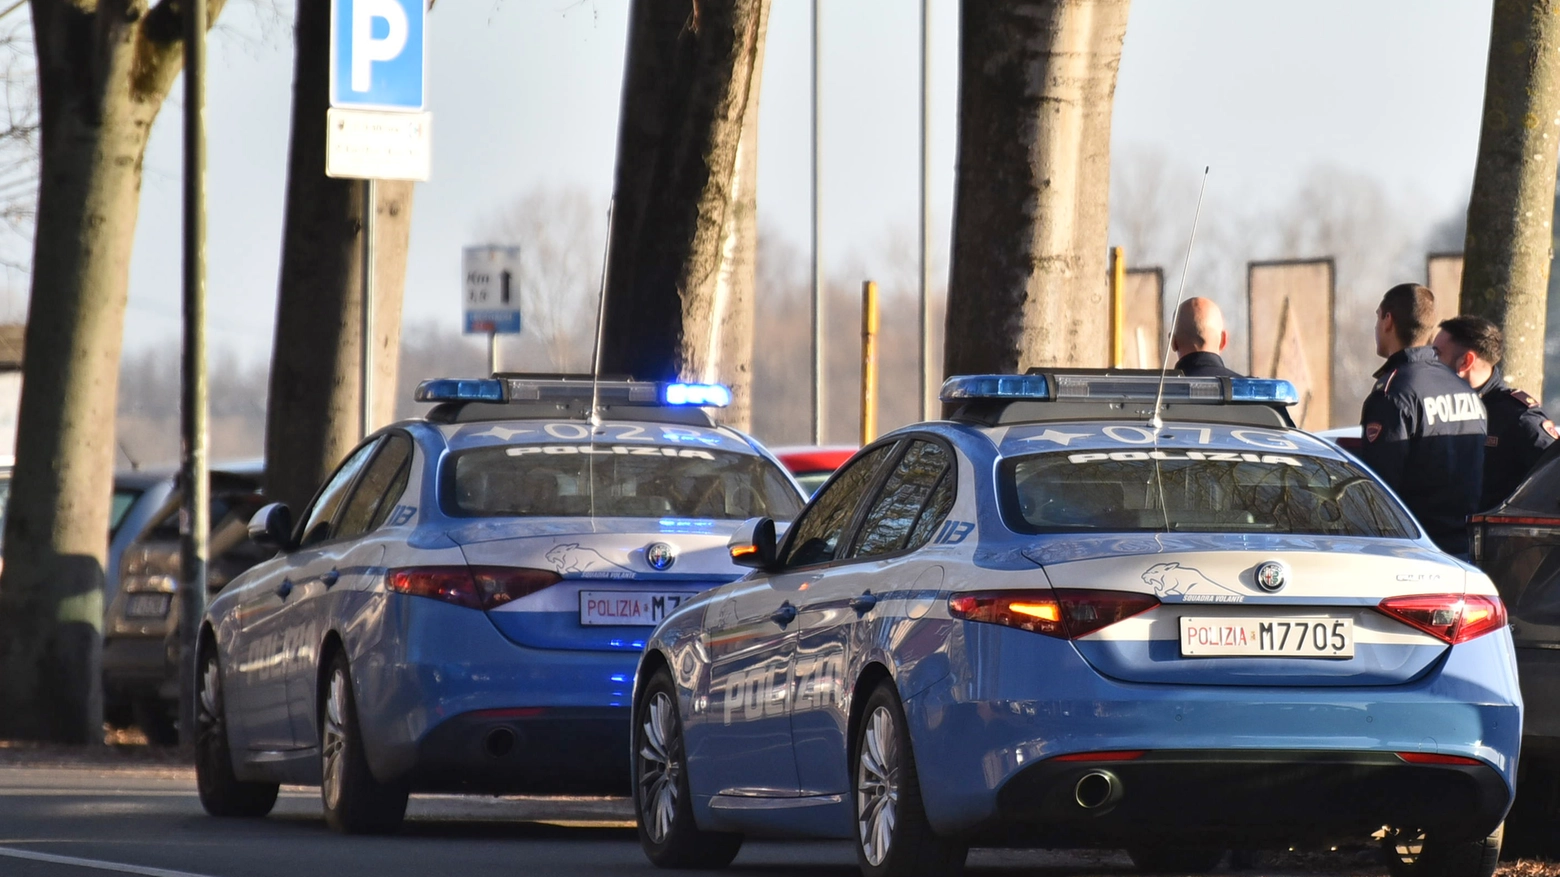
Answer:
[194, 375, 803, 833]
[632, 371, 1521, 877]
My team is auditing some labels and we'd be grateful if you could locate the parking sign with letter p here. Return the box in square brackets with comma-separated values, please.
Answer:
[331, 0, 425, 111]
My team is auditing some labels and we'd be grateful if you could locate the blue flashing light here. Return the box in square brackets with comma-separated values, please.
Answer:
[414, 378, 504, 403]
[939, 375, 1052, 402]
[662, 382, 732, 408]
[1231, 378, 1300, 405]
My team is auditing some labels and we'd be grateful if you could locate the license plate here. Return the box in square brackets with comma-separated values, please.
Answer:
[125, 593, 172, 619]
[579, 591, 697, 627]
[1180, 616, 1354, 657]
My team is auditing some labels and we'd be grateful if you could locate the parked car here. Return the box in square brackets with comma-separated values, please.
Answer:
[773, 446, 857, 496]
[633, 371, 1519, 877]
[102, 462, 268, 743]
[194, 376, 805, 833]
[1470, 439, 1560, 848]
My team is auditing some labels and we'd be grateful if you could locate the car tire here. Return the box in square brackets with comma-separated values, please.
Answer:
[195, 649, 279, 818]
[853, 680, 968, 877]
[633, 667, 742, 869]
[132, 696, 179, 747]
[1382, 823, 1503, 877]
[1126, 846, 1226, 874]
[320, 652, 408, 834]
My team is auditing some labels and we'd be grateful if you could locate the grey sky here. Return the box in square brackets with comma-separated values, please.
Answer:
[103, 0, 1490, 364]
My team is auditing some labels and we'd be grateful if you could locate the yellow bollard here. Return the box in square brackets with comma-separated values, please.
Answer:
[861, 280, 879, 444]
[1110, 246, 1126, 368]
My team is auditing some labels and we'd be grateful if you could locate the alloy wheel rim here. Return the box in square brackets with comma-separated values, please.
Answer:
[856, 705, 899, 867]
[322, 669, 348, 811]
[637, 691, 679, 844]
[198, 657, 220, 730]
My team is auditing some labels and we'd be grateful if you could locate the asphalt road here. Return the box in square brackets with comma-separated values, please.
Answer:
[0, 761, 1409, 877]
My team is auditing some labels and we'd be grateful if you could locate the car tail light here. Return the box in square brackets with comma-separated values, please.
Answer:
[948, 589, 1158, 639]
[387, 566, 561, 611]
[1396, 751, 1483, 766]
[1051, 750, 1146, 762]
[1375, 594, 1507, 645]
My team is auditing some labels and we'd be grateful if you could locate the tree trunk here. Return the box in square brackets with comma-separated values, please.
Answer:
[1462, 0, 1560, 397]
[265, 0, 413, 514]
[0, 0, 219, 742]
[944, 0, 1129, 378]
[600, 0, 768, 429]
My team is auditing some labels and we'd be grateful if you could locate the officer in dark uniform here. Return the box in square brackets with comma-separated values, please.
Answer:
[1170, 297, 1243, 378]
[1432, 315, 1557, 509]
[1356, 284, 1486, 556]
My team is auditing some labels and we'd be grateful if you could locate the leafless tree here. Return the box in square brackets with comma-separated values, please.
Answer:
[485, 186, 604, 374]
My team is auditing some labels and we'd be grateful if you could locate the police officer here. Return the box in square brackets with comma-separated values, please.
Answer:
[1356, 284, 1486, 556]
[1432, 315, 1557, 509]
[1171, 297, 1243, 378]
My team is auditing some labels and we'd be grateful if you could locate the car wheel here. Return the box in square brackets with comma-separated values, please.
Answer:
[1382, 823, 1503, 877]
[194, 649, 279, 818]
[132, 696, 179, 746]
[1126, 846, 1226, 874]
[320, 652, 408, 834]
[853, 680, 968, 877]
[633, 667, 742, 869]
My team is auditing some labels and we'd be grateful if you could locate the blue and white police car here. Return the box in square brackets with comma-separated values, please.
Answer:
[193, 375, 804, 833]
[631, 372, 1522, 877]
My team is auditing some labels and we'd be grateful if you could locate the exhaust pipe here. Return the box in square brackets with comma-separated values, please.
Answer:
[1074, 770, 1120, 810]
[483, 727, 516, 758]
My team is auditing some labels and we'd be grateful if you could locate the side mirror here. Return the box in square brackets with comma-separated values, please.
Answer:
[727, 517, 778, 570]
[248, 502, 293, 552]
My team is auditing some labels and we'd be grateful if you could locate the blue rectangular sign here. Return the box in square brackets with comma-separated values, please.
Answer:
[466, 311, 522, 335]
[331, 0, 426, 111]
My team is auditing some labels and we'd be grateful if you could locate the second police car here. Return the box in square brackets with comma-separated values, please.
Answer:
[631, 372, 1522, 877]
[194, 375, 803, 832]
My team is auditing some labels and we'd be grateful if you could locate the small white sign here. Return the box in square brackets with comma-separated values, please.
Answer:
[326, 107, 431, 181]
[463, 245, 523, 334]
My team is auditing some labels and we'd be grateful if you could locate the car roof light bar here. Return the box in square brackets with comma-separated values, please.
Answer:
[938, 373, 1297, 406]
[414, 377, 731, 408]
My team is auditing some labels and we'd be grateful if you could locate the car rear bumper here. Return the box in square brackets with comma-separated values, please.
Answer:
[101, 635, 173, 701]
[978, 749, 1508, 847]
[905, 624, 1522, 837]
[408, 707, 629, 794]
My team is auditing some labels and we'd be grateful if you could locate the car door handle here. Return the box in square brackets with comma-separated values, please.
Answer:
[276, 579, 293, 599]
[770, 602, 797, 627]
[849, 591, 878, 615]
[321, 569, 340, 588]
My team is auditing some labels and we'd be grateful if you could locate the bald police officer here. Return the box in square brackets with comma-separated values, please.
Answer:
[1356, 284, 1486, 556]
[1432, 315, 1557, 509]
[1171, 297, 1243, 378]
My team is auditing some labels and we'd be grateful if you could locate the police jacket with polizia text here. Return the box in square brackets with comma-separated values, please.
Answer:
[1477, 367, 1557, 509]
[1356, 346, 1486, 555]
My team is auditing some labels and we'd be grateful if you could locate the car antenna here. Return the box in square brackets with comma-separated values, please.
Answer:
[587, 200, 616, 526]
[1148, 166, 1210, 431]
[588, 199, 616, 435]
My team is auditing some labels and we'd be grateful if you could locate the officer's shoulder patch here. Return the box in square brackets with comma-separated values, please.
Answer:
[1510, 389, 1540, 408]
[1365, 423, 1383, 443]
[1545, 420, 1559, 440]
[1487, 435, 1500, 447]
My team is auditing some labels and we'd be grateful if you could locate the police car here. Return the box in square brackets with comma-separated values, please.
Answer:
[193, 375, 804, 833]
[630, 372, 1521, 877]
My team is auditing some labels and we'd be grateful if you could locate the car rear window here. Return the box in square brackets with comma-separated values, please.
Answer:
[109, 487, 143, 537]
[1000, 449, 1417, 537]
[448, 445, 803, 521]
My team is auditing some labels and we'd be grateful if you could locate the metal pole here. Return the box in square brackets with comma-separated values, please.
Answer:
[488, 330, 498, 375]
[177, 0, 209, 747]
[1110, 246, 1126, 368]
[361, 179, 375, 439]
[810, 0, 824, 445]
[919, 0, 932, 419]
[861, 281, 879, 445]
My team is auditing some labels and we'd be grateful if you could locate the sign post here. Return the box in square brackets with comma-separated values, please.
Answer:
[327, 0, 430, 438]
[462, 245, 523, 375]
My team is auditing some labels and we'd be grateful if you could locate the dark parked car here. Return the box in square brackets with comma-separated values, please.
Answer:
[1470, 441, 1560, 844]
[102, 462, 269, 743]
